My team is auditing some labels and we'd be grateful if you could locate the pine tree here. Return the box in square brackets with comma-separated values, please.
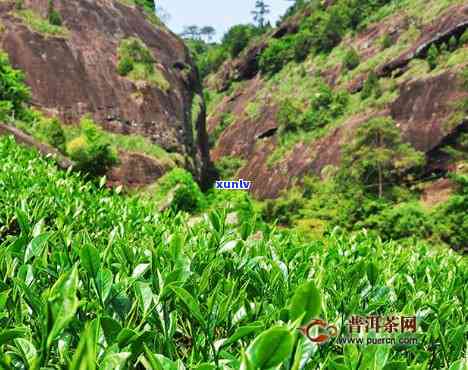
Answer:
[340, 117, 424, 198]
[252, 0, 271, 29]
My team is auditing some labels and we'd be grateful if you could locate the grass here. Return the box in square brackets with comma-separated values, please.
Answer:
[0, 136, 465, 368]
[117, 37, 170, 92]
[15, 9, 69, 38]
[59, 121, 176, 167]
[116, 0, 163, 27]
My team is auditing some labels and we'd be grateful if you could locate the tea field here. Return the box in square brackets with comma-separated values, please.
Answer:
[0, 137, 466, 369]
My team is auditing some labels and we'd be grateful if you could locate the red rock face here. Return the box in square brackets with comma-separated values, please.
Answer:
[0, 0, 210, 184]
[207, 3, 468, 199]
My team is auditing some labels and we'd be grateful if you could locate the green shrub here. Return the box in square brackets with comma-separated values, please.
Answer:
[210, 112, 234, 147]
[361, 202, 433, 240]
[462, 66, 468, 90]
[117, 56, 133, 76]
[448, 36, 458, 51]
[292, 30, 314, 62]
[36, 117, 66, 151]
[301, 83, 349, 128]
[48, 0, 62, 27]
[259, 37, 294, 75]
[222, 24, 258, 58]
[361, 71, 381, 99]
[439, 42, 448, 54]
[67, 117, 117, 176]
[48, 10, 62, 26]
[433, 174, 468, 248]
[262, 188, 304, 226]
[427, 44, 439, 70]
[0, 52, 30, 121]
[460, 29, 468, 45]
[343, 48, 360, 70]
[0, 101, 13, 122]
[15, 0, 24, 10]
[380, 34, 392, 50]
[16, 9, 68, 37]
[277, 99, 302, 133]
[215, 156, 246, 179]
[155, 168, 205, 213]
[117, 37, 169, 90]
[197, 45, 228, 78]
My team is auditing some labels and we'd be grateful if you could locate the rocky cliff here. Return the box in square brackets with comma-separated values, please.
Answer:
[207, 1, 468, 199]
[0, 0, 211, 186]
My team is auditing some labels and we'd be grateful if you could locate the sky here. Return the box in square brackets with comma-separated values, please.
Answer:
[157, 0, 292, 41]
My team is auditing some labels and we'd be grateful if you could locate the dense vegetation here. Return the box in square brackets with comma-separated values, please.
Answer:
[0, 0, 467, 368]
[186, 24, 264, 79]
[117, 37, 170, 91]
[0, 137, 466, 368]
[203, 0, 468, 253]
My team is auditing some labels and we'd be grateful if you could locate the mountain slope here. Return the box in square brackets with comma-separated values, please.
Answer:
[206, 0, 468, 199]
[0, 0, 211, 185]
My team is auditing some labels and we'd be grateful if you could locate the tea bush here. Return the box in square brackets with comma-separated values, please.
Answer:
[153, 168, 205, 212]
[0, 136, 465, 368]
[35, 117, 66, 152]
[67, 117, 117, 176]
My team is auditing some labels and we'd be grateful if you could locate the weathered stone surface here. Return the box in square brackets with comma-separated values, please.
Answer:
[107, 151, 168, 188]
[207, 2, 468, 200]
[390, 72, 466, 152]
[211, 67, 467, 199]
[0, 0, 210, 184]
[379, 4, 468, 77]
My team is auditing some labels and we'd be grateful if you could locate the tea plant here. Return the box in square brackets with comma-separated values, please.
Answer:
[0, 137, 466, 369]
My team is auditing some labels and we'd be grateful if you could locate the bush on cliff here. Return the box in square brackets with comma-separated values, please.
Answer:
[433, 174, 468, 249]
[0, 51, 30, 121]
[343, 48, 360, 70]
[117, 37, 170, 91]
[36, 117, 66, 152]
[154, 168, 205, 213]
[67, 117, 117, 177]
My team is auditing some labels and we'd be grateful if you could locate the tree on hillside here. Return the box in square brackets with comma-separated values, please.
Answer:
[181, 25, 201, 40]
[340, 117, 425, 198]
[200, 26, 216, 42]
[222, 24, 258, 58]
[252, 0, 270, 28]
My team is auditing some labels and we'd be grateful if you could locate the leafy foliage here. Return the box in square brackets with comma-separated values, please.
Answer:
[0, 137, 466, 368]
[153, 168, 205, 212]
[361, 71, 382, 100]
[117, 37, 169, 91]
[0, 137, 466, 369]
[66, 117, 118, 177]
[0, 52, 30, 121]
[343, 48, 360, 70]
[427, 44, 439, 70]
[35, 117, 66, 152]
[340, 117, 425, 197]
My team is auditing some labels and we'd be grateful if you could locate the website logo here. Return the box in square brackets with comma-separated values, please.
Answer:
[299, 315, 418, 346]
[298, 319, 338, 344]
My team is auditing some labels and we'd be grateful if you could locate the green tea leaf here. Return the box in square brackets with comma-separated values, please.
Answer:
[80, 244, 101, 277]
[170, 286, 206, 326]
[289, 281, 321, 324]
[247, 326, 294, 369]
